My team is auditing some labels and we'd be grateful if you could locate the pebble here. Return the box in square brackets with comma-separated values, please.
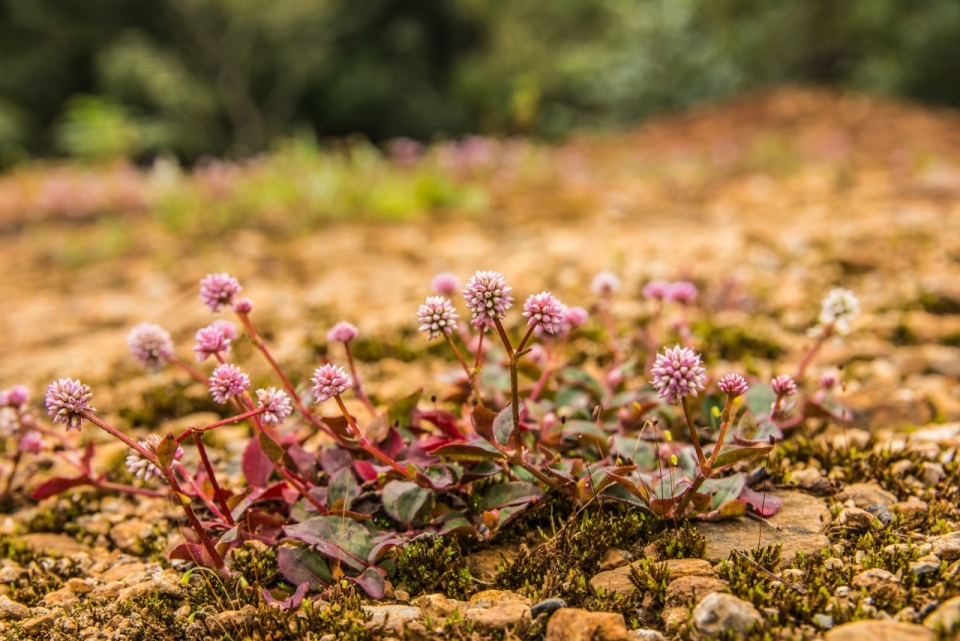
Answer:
[852, 568, 902, 604]
[545, 608, 628, 641]
[692, 592, 763, 637]
[598, 548, 633, 571]
[892, 499, 928, 519]
[629, 630, 666, 641]
[931, 532, 960, 561]
[410, 593, 460, 619]
[109, 519, 154, 555]
[814, 613, 835, 629]
[589, 557, 714, 598]
[837, 507, 876, 529]
[837, 482, 897, 509]
[824, 620, 933, 641]
[214, 604, 257, 630]
[465, 602, 531, 632]
[923, 595, 960, 632]
[0, 595, 30, 620]
[910, 555, 941, 577]
[531, 598, 567, 618]
[362, 605, 423, 633]
[468, 589, 530, 608]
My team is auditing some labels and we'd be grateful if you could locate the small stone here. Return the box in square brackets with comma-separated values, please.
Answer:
[91, 581, 125, 599]
[545, 608, 628, 641]
[0, 595, 30, 620]
[468, 589, 530, 608]
[109, 519, 153, 555]
[837, 507, 876, 529]
[892, 499, 928, 520]
[40, 586, 79, 608]
[598, 548, 633, 571]
[814, 613, 835, 629]
[825, 620, 933, 641]
[21, 612, 56, 634]
[664, 575, 727, 609]
[629, 630, 666, 641]
[852, 568, 901, 604]
[890, 459, 914, 478]
[924, 595, 960, 632]
[920, 462, 945, 486]
[590, 557, 714, 598]
[0, 566, 25, 583]
[837, 482, 897, 509]
[692, 593, 763, 637]
[174, 605, 191, 621]
[66, 577, 93, 594]
[531, 598, 567, 618]
[787, 467, 822, 488]
[394, 589, 410, 603]
[931, 532, 960, 561]
[465, 602, 531, 632]
[410, 593, 459, 619]
[117, 570, 183, 602]
[464, 545, 519, 583]
[835, 586, 852, 598]
[824, 558, 844, 571]
[215, 604, 257, 629]
[910, 555, 941, 577]
[99, 561, 147, 584]
[362, 605, 423, 633]
[15, 533, 92, 557]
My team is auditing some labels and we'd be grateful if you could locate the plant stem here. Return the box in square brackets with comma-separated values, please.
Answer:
[193, 432, 234, 525]
[707, 396, 735, 466]
[96, 481, 167, 499]
[176, 407, 265, 442]
[796, 324, 833, 380]
[444, 333, 480, 400]
[343, 342, 377, 417]
[1, 451, 22, 497]
[83, 413, 158, 463]
[334, 395, 412, 480]
[679, 396, 706, 467]
[165, 472, 224, 569]
[168, 356, 209, 385]
[493, 318, 523, 453]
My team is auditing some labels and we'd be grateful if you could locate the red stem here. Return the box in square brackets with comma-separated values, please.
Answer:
[165, 472, 224, 569]
[334, 395, 411, 479]
[193, 432, 234, 525]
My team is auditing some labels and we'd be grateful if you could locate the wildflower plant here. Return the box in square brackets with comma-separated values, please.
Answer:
[16, 269, 857, 602]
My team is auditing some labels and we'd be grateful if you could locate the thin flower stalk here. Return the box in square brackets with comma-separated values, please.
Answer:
[332, 395, 412, 479]
[341, 341, 377, 416]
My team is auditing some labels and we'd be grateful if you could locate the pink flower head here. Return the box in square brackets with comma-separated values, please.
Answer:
[642, 279, 671, 301]
[819, 372, 839, 390]
[463, 270, 513, 328]
[771, 375, 797, 398]
[232, 298, 254, 314]
[564, 306, 589, 328]
[591, 271, 621, 296]
[523, 291, 565, 335]
[193, 324, 232, 362]
[45, 378, 95, 431]
[208, 364, 250, 404]
[327, 321, 359, 344]
[126, 434, 181, 482]
[256, 387, 293, 426]
[211, 319, 238, 341]
[2, 385, 29, 408]
[418, 296, 459, 340]
[430, 272, 461, 296]
[650, 346, 707, 404]
[127, 323, 174, 371]
[667, 281, 698, 305]
[18, 431, 44, 454]
[311, 364, 352, 403]
[199, 273, 242, 312]
[718, 373, 749, 398]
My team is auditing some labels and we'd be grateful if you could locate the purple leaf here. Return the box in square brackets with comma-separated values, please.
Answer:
[242, 437, 272, 488]
[261, 582, 309, 610]
[321, 448, 354, 476]
[284, 516, 373, 572]
[431, 439, 505, 462]
[169, 542, 218, 567]
[29, 475, 91, 501]
[278, 545, 330, 590]
[347, 566, 385, 598]
[470, 405, 497, 443]
[739, 486, 783, 517]
[382, 481, 433, 527]
[481, 482, 544, 510]
[285, 445, 319, 483]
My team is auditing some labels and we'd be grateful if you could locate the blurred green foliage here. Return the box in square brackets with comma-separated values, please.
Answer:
[1, 0, 959, 164]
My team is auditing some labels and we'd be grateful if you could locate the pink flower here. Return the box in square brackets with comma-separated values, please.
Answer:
[650, 346, 707, 404]
[18, 431, 43, 454]
[591, 271, 621, 296]
[418, 296, 459, 340]
[819, 372, 839, 390]
[523, 291, 565, 335]
[642, 279, 671, 301]
[311, 364, 352, 403]
[463, 270, 513, 328]
[232, 298, 254, 314]
[193, 324, 232, 362]
[45, 378, 96, 431]
[667, 281, 698, 305]
[718, 373, 749, 398]
[564, 306, 589, 328]
[211, 319, 238, 341]
[199, 273, 242, 312]
[127, 323, 174, 371]
[2, 385, 29, 408]
[327, 321, 359, 344]
[430, 272, 461, 296]
[771, 375, 797, 397]
[208, 364, 250, 404]
[126, 434, 181, 482]
[256, 388, 293, 426]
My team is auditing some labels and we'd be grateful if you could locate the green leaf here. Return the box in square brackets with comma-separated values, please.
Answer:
[278, 545, 330, 590]
[382, 481, 433, 527]
[745, 384, 776, 419]
[328, 467, 360, 510]
[560, 368, 605, 399]
[482, 482, 543, 510]
[431, 440, 506, 462]
[712, 443, 773, 470]
[701, 473, 746, 511]
[387, 389, 422, 429]
[493, 407, 514, 446]
[258, 432, 285, 463]
[612, 436, 655, 469]
[284, 516, 373, 572]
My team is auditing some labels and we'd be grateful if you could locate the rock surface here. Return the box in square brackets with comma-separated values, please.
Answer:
[692, 592, 763, 636]
[545, 608, 628, 641]
[923, 595, 960, 632]
[465, 602, 531, 632]
[824, 620, 934, 641]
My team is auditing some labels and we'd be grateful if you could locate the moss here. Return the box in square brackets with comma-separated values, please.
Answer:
[119, 380, 226, 428]
[694, 321, 785, 361]
[396, 536, 474, 600]
[22, 493, 99, 535]
[918, 292, 960, 316]
[654, 523, 706, 560]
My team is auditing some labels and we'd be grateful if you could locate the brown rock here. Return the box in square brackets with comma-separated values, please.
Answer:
[215, 604, 258, 630]
[852, 568, 902, 605]
[0, 595, 30, 620]
[98, 561, 148, 584]
[838, 482, 897, 508]
[923, 595, 960, 633]
[117, 570, 183, 602]
[362, 605, 423, 633]
[545, 608, 628, 641]
[598, 548, 633, 571]
[837, 507, 876, 529]
[664, 558, 715, 582]
[410, 593, 461, 619]
[825, 620, 933, 641]
[590, 557, 715, 598]
[664, 576, 726, 609]
[698, 491, 830, 563]
[692, 592, 763, 636]
[891, 499, 928, 520]
[931, 532, 960, 561]
[464, 545, 519, 583]
[468, 589, 530, 608]
[465, 602, 531, 632]
[16, 533, 92, 557]
[40, 585, 79, 608]
[21, 612, 56, 634]
[109, 519, 153, 555]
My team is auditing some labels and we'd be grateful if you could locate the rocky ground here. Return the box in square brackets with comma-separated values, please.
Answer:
[1, 87, 960, 639]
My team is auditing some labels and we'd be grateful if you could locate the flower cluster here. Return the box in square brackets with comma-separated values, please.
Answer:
[772, 374, 798, 397]
[523, 291, 565, 335]
[327, 321, 359, 344]
[45, 378, 95, 431]
[430, 272, 461, 296]
[194, 324, 232, 361]
[651, 345, 707, 404]
[643, 279, 698, 303]
[311, 364, 352, 403]
[418, 296, 459, 340]
[126, 434, 182, 482]
[718, 373, 749, 398]
[199, 273, 242, 312]
[463, 270, 513, 328]
[591, 271, 620, 296]
[257, 388, 293, 426]
[814, 288, 860, 336]
[209, 364, 250, 404]
[127, 323, 174, 371]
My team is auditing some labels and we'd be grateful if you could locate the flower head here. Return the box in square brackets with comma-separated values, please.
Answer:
[650, 346, 707, 404]
[523, 291, 565, 335]
[311, 364, 352, 403]
[199, 273, 242, 312]
[430, 272, 461, 296]
[211, 319, 238, 341]
[18, 431, 44, 454]
[819, 371, 840, 390]
[718, 373, 749, 398]
[232, 298, 254, 314]
[1, 385, 29, 408]
[127, 323, 174, 371]
[256, 388, 293, 426]
[771, 374, 797, 398]
[126, 434, 182, 482]
[193, 324, 232, 362]
[564, 306, 589, 328]
[642, 279, 671, 301]
[45, 378, 95, 431]
[667, 281, 698, 305]
[418, 296, 459, 340]
[208, 364, 250, 404]
[327, 321, 359, 344]
[463, 270, 513, 329]
[591, 271, 621, 296]
[815, 288, 860, 336]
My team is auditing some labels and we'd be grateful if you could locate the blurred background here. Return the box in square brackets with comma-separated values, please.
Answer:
[2, 0, 960, 165]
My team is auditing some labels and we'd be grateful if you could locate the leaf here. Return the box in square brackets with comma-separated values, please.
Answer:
[347, 566, 385, 598]
[155, 434, 179, 469]
[493, 407, 514, 446]
[242, 437, 273, 488]
[745, 384, 776, 419]
[700, 393, 727, 429]
[482, 482, 543, 510]
[738, 486, 783, 517]
[417, 409, 465, 440]
[29, 475, 90, 501]
[169, 542, 217, 567]
[387, 389, 422, 429]
[470, 404, 497, 443]
[434, 511, 476, 537]
[320, 448, 354, 476]
[278, 545, 330, 590]
[259, 432, 286, 463]
[733, 413, 783, 444]
[712, 443, 774, 471]
[285, 445, 319, 483]
[381, 481, 433, 527]
[701, 473, 746, 511]
[353, 459, 379, 482]
[413, 465, 455, 490]
[431, 439, 506, 462]
[262, 582, 309, 610]
[328, 467, 360, 510]
[612, 436, 655, 469]
[284, 516, 373, 572]
[215, 526, 241, 556]
[560, 368, 605, 399]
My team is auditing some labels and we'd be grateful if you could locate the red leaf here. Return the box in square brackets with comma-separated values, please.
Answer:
[30, 475, 91, 501]
[353, 459, 379, 482]
[242, 437, 273, 488]
[169, 542, 217, 567]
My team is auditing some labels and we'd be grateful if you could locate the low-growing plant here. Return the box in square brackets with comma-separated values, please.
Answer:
[0, 270, 861, 609]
